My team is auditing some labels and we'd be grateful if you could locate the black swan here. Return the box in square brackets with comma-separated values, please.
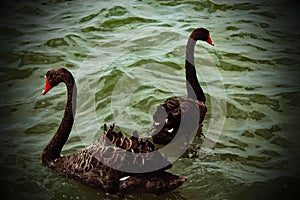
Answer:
[41, 68, 186, 197]
[150, 28, 214, 145]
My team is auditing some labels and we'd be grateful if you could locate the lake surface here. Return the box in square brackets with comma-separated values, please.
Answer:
[1, 0, 300, 199]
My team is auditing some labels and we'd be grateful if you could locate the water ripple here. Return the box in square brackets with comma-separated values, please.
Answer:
[1, 0, 300, 199]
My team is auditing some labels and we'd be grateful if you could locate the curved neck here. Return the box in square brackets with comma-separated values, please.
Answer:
[42, 76, 76, 164]
[185, 37, 206, 102]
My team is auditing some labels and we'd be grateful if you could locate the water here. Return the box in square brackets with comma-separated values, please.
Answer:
[1, 0, 300, 199]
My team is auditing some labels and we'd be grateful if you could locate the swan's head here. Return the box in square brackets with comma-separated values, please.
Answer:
[42, 68, 69, 95]
[190, 28, 214, 46]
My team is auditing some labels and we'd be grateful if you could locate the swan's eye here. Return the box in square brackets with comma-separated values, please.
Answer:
[54, 73, 61, 80]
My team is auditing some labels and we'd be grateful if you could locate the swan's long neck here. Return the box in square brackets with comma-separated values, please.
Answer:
[185, 37, 206, 102]
[42, 76, 76, 164]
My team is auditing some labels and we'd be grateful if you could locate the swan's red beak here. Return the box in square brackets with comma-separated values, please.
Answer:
[207, 35, 214, 46]
[42, 77, 52, 95]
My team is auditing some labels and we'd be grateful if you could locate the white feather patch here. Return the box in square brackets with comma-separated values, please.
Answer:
[119, 176, 131, 181]
[168, 128, 174, 133]
[154, 122, 161, 126]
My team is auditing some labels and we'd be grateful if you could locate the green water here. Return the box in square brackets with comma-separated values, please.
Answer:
[1, 0, 300, 199]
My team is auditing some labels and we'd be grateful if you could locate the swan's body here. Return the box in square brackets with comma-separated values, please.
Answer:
[41, 68, 186, 197]
[151, 28, 214, 145]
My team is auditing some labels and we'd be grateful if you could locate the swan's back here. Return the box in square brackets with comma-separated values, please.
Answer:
[47, 124, 185, 195]
[151, 97, 206, 144]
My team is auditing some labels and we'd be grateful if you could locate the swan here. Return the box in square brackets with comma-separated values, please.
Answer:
[150, 28, 214, 145]
[41, 68, 186, 197]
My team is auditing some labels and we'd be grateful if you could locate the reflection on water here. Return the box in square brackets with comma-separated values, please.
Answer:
[1, 0, 300, 199]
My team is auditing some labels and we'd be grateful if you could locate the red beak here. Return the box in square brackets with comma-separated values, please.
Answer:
[42, 77, 51, 95]
[207, 35, 214, 46]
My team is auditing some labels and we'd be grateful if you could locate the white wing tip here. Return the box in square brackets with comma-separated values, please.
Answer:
[119, 176, 131, 181]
